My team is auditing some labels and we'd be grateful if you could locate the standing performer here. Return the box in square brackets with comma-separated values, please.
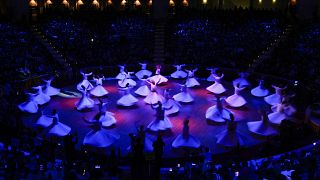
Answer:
[162, 89, 181, 116]
[75, 85, 95, 111]
[206, 96, 232, 123]
[206, 68, 218, 82]
[48, 109, 71, 137]
[172, 119, 201, 148]
[173, 84, 194, 103]
[185, 68, 200, 88]
[117, 84, 138, 107]
[43, 77, 60, 96]
[115, 65, 127, 80]
[33, 85, 51, 105]
[268, 100, 296, 125]
[36, 109, 56, 127]
[216, 113, 245, 147]
[135, 78, 151, 97]
[135, 63, 152, 79]
[77, 71, 94, 91]
[264, 84, 286, 105]
[247, 109, 278, 136]
[226, 83, 247, 108]
[147, 102, 173, 131]
[18, 92, 38, 113]
[83, 122, 120, 147]
[171, 64, 187, 79]
[90, 75, 108, 97]
[118, 72, 137, 88]
[251, 80, 269, 97]
[144, 79, 165, 105]
[232, 72, 250, 88]
[206, 69, 227, 94]
[148, 65, 168, 84]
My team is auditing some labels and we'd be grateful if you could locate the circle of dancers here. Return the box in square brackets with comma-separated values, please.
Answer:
[18, 64, 297, 150]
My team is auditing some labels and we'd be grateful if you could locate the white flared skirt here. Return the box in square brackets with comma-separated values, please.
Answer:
[206, 106, 231, 122]
[251, 86, 269, 97]
[147, 117, 173, 131]
[135, 85, 151, 96]
[144, 92, 165, 105]
[171, 70, 187, 79]
[226, 94, 247, 107]
[185, 78, 200, 88]
[90, 85, 109, 97]
[135, 70, 152, 79]
[117, 94, 138, 107]
[206, 83, 226, 94]
[83, 129, 120, 147]
[18, 101, 38, 113]
[173, 92, 194, 103]
[172, 134, 201, 148]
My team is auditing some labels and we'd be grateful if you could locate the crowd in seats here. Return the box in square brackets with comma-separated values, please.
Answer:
[0, 23, 56, 82]
[166, 9, 284, 69]
[38, 14, 154, 68]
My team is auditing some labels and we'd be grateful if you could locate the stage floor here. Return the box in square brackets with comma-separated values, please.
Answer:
[21, 77, 275, 158]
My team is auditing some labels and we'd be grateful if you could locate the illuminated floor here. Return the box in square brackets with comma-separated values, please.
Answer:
[21, 77, 275, 158]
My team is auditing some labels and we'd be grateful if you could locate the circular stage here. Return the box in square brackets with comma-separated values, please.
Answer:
[20, 72, 286, 158]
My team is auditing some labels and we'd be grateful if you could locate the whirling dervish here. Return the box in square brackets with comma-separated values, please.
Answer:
[33, 85, 51, 105]
[117, 84, 138, 107]
[172, 119, 201, 148]
[216, 113, 245, 147]
[171, 64, 187, 79]
[43, 77, 60, 96]
[18, 92, 38, 113]
[135, 63, 152, 79]
[147, 102, 173, 131]
[77, 71, 94, 91]
[75, 85, 95, 111]
[206, 68, 217, 82]
[148, 65, 168, 84]
[247, 110, 278, 136]
[206, 96, 233, 123]
[144, 79, 165, 105]
[251, 80, 269, 97]
[134, 78, 151, 97]
[118, 71, 137, 88]
[90, 75, 108, 97]
[264, 84, 286, 106]
[47, 109, 71, 137]
[232, 72, 251, 88]
[206, 69, 227, 94]
[226, 83, 247, 108]
[115, 65, 127, 80]
[83, 122, 120, 148]
[36, 109, 56, 127]
[185, 68, 200, 88]
[84, 99, 117, 127]
[162, 89, 181, 116]
[173, 83, 194, 103]
[267, 99, 296, 125]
